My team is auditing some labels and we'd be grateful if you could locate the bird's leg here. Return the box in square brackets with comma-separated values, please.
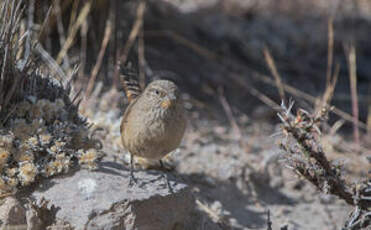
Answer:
[159, 160, 173, 193]
[129, 154, 137, 186]
[159, 159, 165, 169]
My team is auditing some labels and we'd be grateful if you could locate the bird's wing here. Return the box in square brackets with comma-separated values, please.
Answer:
[120, 96, 138, 135]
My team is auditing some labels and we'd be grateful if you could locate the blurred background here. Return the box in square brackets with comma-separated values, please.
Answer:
[31, 0, 371, 130]
[7, 0, 371, 229]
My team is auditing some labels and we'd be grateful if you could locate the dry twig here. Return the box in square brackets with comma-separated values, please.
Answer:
[79, 19, 88, 79]
[315, 63, 339, 115]
[263, 46, 285, 101]
[326, 17, 334, 87]
[196, 199, 230, 230]
[217, 86, 242, 139]
[345, 43, 360, 148]
[35, 43, 66, 82]
[85, 15, 113, 97]
[145, 30, 218, 61]
[54, 0, 70, 70]
[56, 0, 91, 64]
[113, 1, 146, 85]
[250, 71, 369, 131]
[68, 0, 80, 33]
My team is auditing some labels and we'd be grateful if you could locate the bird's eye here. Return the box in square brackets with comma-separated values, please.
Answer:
[154, 90, 160, 95]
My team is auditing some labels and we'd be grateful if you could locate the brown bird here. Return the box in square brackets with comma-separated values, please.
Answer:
[120, 74, 186, 184]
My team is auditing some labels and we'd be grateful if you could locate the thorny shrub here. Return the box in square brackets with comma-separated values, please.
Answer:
[277, 101, 370, 229]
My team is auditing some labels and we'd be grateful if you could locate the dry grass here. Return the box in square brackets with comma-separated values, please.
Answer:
[345, 43, 360, 148]
[85, 14, 113, 97]
[263, 46, 285, 101]
[55, 0, 92, 65]
[113, 1, 146, 85]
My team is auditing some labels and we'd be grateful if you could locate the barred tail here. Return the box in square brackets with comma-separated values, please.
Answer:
[120, 74, 141, 103]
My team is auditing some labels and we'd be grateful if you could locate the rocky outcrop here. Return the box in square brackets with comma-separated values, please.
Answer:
[0, 159, 197, 230]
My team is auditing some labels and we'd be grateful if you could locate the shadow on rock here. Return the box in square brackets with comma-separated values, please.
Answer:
[181, 172, 268, 229]
[247, 171, 296, 206]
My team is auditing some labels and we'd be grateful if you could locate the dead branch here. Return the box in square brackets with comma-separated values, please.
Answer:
[278, 101, 370, 211]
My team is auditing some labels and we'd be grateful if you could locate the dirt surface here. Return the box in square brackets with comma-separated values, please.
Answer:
[176, 119, 353, 229]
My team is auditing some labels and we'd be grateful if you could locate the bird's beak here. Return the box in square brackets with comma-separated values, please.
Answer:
[161, 94, 176, 109]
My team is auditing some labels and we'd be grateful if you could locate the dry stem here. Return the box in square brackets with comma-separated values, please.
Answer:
[345, 43, 360, 148]
[85, 15, 113, 97]
[113, 1, 146, 85]
[326, 17, 334, 87]
[278, 101, 370, 211]
[263, 46, 285, 101]
[217, 86, 242, 139]
[56, 0, 91, 64]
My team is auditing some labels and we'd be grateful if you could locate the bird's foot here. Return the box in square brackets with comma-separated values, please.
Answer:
[162, 172, 174, 194]
[129, 171, 137, 187]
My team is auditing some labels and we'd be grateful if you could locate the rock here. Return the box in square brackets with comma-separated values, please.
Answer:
[31, 159, 196, 230]
[26, 206, 44, 230]
[25, 197, 59, 230]
[0, 196, 26, 227]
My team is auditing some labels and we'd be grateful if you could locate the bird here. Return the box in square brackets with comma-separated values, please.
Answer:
[120, 73, 186, 185]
